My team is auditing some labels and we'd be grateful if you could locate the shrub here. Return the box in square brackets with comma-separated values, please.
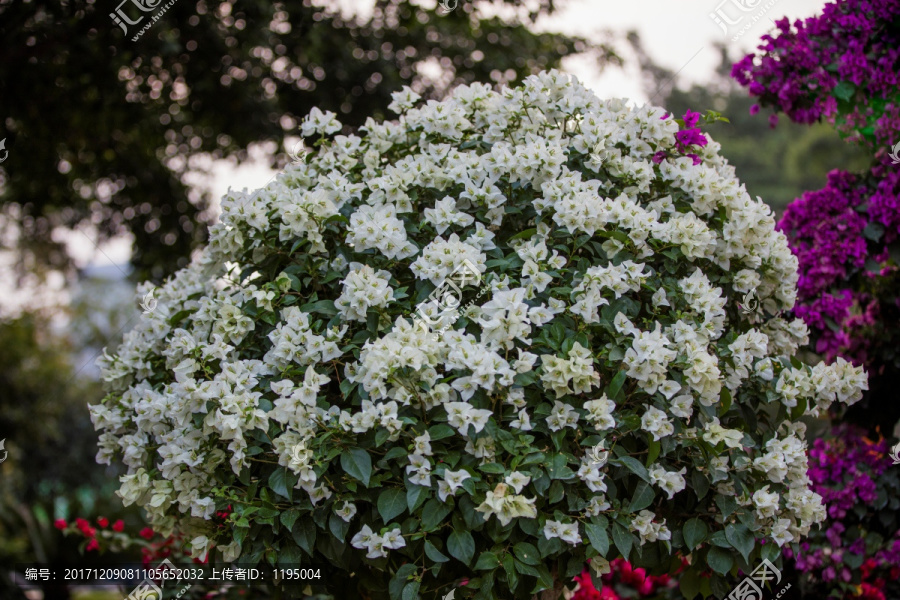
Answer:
[91, 70, 867, 599]
[784, 426, 900, 599]
[732, 0, 900, 384]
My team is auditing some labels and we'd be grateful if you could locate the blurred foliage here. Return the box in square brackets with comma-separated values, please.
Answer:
[628, 35, 870, 215]
[0, 0, 619, 282]
[0, 313, 144, 599]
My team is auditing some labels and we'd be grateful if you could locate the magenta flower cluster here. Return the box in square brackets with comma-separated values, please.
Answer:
[785, 426, 900, 599]
[652, 109, 708, 166]
[731, 0, 900, 147]
[732, 0, 900, 368]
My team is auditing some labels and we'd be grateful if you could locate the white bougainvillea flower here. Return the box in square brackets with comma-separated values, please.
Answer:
[91, 70, 868, 595]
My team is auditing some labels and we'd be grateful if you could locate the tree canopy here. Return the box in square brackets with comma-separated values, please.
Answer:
[0, 0, 618, 281]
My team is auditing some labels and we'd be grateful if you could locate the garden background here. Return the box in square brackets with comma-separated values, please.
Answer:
[0, 0, 897, 599]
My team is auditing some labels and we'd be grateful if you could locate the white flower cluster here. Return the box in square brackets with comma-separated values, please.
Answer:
[91, 70, 868, 568]
[350, 524, 406, 559]
[475, 483, 538, 526]
[335, 264, 394, 322]
[540, 342, 600, 398]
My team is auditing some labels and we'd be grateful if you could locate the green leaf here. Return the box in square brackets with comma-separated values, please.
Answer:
[407, 482, 429, 513]
[277, 545, 303, 568]
[683, 518, 708, 550]
[706, 546, 734, 575]
[502, 553, 519, 591]
[401, 581, 421, 600]
[508, 228, 537, 242]
[617, 456, 651, 483]
[475, 551, 501, 570]
[421, 499, 453, 531]
[299, 299, 338, 316]
[280, 509, 300, 531]
[646, 439, 660, 466]
[585, 522, 610, 556]
[833, 80, 857, 101]
[447, 530, 476, 566]
[478, 462, 507, 474]
[167, 310, 192, 327]
[611, 522, 632, 561]
[291, 519, 317, 556]
[725, 523, 755, 562]
[627, 481, 655, 512]
[679, 567, 702, 600]
[606, 369, 627, 400]
[425, 540, 450, 563]
[378, 488, 407, 523]
[340, 448, 372, 487]
[329, 513, 349, 542]
[691, 470, 710, 500]
[715, 494, 737, 519]
[389, 564, 418, 600]
[428, 424, 456, 441]
[513, 542, 540, 566]
[268, 467, 295, 502]
[514, 559, 540, 577]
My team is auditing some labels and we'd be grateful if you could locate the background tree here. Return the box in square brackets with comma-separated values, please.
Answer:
[0, 0, 619, 282]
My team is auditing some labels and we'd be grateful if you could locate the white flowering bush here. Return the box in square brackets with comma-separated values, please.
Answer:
[91, 71, 868, 600]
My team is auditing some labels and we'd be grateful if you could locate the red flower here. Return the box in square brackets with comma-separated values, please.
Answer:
[139, 527, 155, 540]
[54, 519, 67, 530]
[112, 520, 125, 532]
[572, 570, 603, 600]
[97, 517, 109, 528]
[86, 539, 100, 552]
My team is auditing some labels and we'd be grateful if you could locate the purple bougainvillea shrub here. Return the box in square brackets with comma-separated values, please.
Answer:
[732, 0, 900, 427]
